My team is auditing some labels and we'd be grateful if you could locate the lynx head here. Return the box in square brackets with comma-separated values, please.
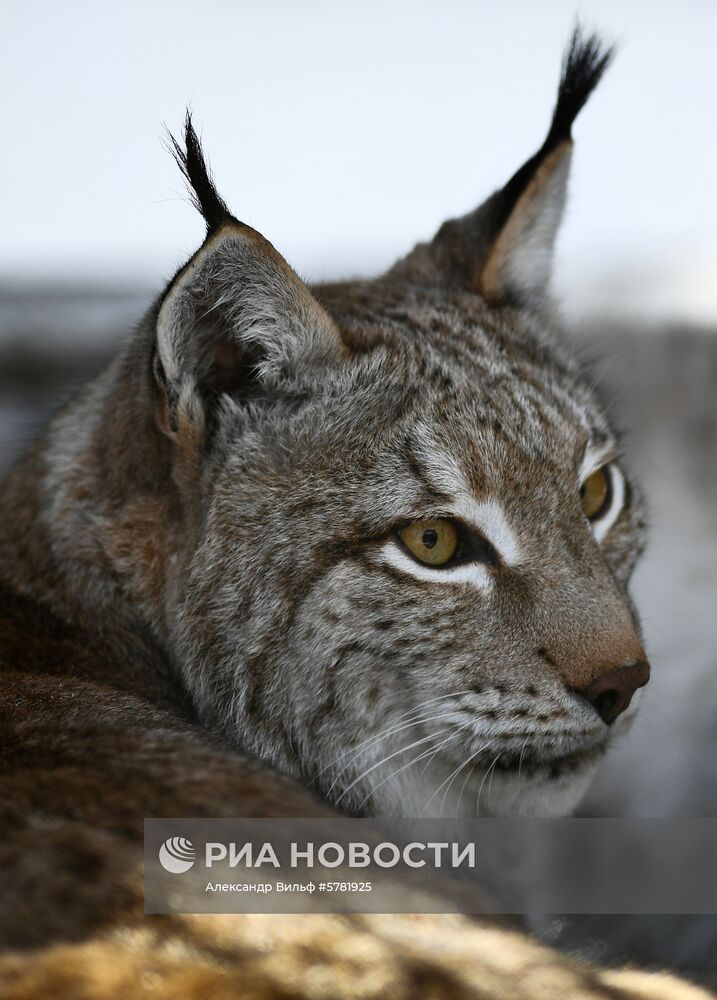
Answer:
[111, 29, 648, 817]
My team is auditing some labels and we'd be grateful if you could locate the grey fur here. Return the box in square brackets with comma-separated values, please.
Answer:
[1, 28, 647, 821]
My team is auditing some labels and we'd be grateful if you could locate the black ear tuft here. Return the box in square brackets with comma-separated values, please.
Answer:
[544, 25, 615, 152]
[386, 23, 614, 302]
[488, 24, 614, 242]
[167, 111, 236, 233]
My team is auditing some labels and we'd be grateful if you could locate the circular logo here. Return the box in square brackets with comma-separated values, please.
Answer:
[158, 836, 196, 874]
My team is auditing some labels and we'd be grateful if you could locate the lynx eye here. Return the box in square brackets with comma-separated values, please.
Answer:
[398, 519, 459, 566]
[580, 466, 611, 520]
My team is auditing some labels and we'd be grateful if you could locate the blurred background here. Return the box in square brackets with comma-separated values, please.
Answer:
[2, 0, 716, 985]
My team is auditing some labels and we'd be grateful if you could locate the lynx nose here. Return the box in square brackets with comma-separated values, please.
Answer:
[579, 661, 650, 725]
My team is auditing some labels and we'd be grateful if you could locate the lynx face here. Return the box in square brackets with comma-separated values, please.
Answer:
[139, 32, 649, 818]
[169, 277, 647, 819]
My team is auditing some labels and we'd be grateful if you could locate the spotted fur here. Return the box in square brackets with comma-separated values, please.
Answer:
[1, 25, 706, 1000]
[0, 28, 648, 828]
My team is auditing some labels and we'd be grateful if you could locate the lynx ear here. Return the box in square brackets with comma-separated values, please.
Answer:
[155, 116, 343, 435]
[388, 28, 614, 306]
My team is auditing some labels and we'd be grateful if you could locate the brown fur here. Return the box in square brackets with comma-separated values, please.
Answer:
[1, 913, 714, 1000]
[0, 289, 711, 1000]
[3, 517, 710, 997]
[1, 28, 711, 1000]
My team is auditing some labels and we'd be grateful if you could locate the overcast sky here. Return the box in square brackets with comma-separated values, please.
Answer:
[3, 0, 717, 322]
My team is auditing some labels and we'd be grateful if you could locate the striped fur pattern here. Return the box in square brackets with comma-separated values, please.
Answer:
[166, 275, 647, 817]
[148, 29, 645, 817]
[4, 29, 713, 1000]
[0, 28, 647, 822]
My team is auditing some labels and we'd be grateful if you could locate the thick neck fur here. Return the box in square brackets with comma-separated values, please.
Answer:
[0, 270, 648, 821]
[0, 324, 191, 705]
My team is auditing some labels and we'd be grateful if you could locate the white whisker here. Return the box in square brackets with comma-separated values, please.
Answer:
[355, 731, 459, 813]
[326, 710, 468, 796]
[334, 728, 449, 805]
[316, 689, 473, 787]
[476, 753, 501, 815]
[456, 760, 477, 816]
[423, 737, 488, 815]
[517, 736, 530, 779]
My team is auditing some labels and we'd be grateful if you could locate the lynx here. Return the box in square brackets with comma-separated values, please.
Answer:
[1, 27, 709, 1000]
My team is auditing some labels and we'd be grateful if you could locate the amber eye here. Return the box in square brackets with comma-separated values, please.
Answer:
[580, 466, 611, 520]
[398, 519, 459, 566]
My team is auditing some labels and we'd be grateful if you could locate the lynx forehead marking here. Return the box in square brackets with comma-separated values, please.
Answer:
[460, 498, 522, 566]
[379, 469, 520, 588]
[410, 436, 522, 567]
[578, 443, 613, 483]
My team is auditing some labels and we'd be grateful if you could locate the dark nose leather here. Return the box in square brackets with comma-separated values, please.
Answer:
[579, 660, 650, 725]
